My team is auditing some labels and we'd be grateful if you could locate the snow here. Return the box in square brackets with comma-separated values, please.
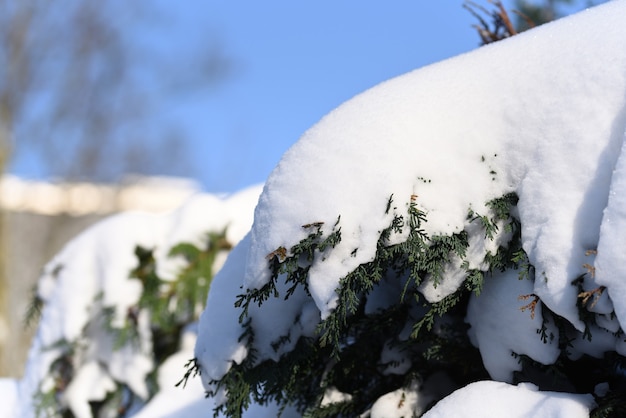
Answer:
[132, 326, 208, 418]
[9, 1, 626, 417]
[0, 379, 18, 415]
[466, 269, 560, 382]
[194, 235, 251, 380]
[64, 362, 117, 417]
[595, 135, 626, 327]
[369, 382, 424, 417]
[369, 373, 456, 418]
[422, 381, 594, 418]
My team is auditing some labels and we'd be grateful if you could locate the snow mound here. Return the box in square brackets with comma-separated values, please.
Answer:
[466, 269, 560, 382]
[422, 381, 594, 418]
[196, 0, 626, 390]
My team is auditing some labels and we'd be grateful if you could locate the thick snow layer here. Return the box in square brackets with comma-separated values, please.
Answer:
[0, 379, 18, 418]
[133, 326, 209, 418]
[16, 186, 262, 418]
[422, 381, 594, 418]
[369, 381, 425, 418]
[466, 269, 560, 382]
[242, 1, 626, 335]
[197, 0, 626, 392]
[195, 236, 251, 380]
[595, 135, 626, 327]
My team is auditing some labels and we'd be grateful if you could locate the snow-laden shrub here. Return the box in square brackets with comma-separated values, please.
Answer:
[201, 194, 522, 417]
[193, 2, 626, 417]
[16, 187, 262, 418]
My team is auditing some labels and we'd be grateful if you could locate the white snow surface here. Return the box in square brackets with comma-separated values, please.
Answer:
[422, 381, 594, 418]
[14, 186, 262, 418]
[0, 379, 18, 417]
[466, 269, 560, 382]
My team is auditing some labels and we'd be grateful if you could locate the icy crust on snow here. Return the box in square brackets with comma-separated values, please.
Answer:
[18, 186, 261, 418]
[422, 381, 594, 418]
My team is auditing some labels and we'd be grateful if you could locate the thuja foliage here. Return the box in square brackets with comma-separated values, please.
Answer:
[206, 192, 528, 417]
[235, 218, 341, 323]
[200, 192, 626, 417]
[32, 230, 231, 417]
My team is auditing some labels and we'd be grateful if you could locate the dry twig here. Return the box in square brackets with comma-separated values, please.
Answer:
[464, 0, 519, 44]
[578, 286, 606, 310]
[518, 294, 540, 319]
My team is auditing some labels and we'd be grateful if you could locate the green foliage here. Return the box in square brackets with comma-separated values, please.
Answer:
[25, 265, 64, 328]
[510, 263, 626, 416]
[568, 274, 626, 416]
[211, 189, 626, 416]
[24, 285, 44, 328]
[32, 229, 232, 417]
[213, 193, 524, 417]
[34, 340, 75, 418]
[177, 358, 202, 389]
[235, 218, 341, 322]
[116, 229, 232, 363]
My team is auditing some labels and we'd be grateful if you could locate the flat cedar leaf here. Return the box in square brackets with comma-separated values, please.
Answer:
[169, 242, 201, 260]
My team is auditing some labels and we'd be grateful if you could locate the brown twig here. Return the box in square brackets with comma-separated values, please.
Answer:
[518, 294, 540, 319]
[579, 286, 606, 310]
[266, 246, 287, 262]
[464, 0, 521, 45]
[512, 9, 536, 30]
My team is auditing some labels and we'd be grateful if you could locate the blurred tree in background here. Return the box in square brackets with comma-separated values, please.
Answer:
[0, 0, 232, 182]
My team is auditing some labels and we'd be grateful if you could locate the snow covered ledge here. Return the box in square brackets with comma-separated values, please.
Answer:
[196, 1, 626, 416]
